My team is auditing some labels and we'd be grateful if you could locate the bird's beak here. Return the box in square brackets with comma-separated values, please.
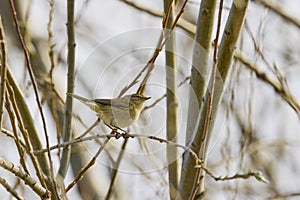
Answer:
[143, 96, 151, 100]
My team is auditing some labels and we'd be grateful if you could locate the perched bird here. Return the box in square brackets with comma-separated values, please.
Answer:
[68, 93, 150, 129]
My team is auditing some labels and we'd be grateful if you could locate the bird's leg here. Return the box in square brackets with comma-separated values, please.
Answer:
[104, 124, 122, 138]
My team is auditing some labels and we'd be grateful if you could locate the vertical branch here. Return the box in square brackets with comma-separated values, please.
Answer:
[28, 39, 103, 199]
[217, 0, 250, 81]
[0, 16, 7, 129]
[47, 0, 63, 157]
[6, 83, 47, 189]
[57, 0, 76, 179]
[105, 139, 129, 200]
[8, 0, 57, 195]
[184, 0, 217, 147]
[196, 1, 251, 199]
[189, 1, 224, 199]
[163, 0, 179, 199]
[48, 0, 55, 83]
[127, 0, 189, 96]
[6, 68, 56, 195]
[179, 0, 250, 198]
[4, 91, 29, 175]
[178, 0, 217, 199]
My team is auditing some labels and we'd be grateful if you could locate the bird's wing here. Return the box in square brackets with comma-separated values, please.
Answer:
[94, 99, 112, 106]
[95, 98, 129, 110]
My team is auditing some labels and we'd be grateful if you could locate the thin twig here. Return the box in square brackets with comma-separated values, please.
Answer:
[6, 66, 56, 194]
[8, 0, 55, 187]
[188, 0, 224, 199]
[142, 76, 190, 111]
[104, 139, 128, 200]
[119, 1, 176, 97]
[138, 0, 189, 94]
[6, 83, 47, 189]
[35, 129, 266, 188]
[0, 16, 8, 130]
[34, 132, 202, 166]
[119, 0, 190, 96]
[234, 51, 300, 117]
[48, 0, 55, 83]
[4, 91, 29, 174]
[109, 4, 189, 198]
[45, 2, 60, 196]
[1, 128, 27, 149]
[255, 0, 300, 29]
[201, 165, 268, 183]
[120, 0, 196, 35]
[74, 0, 91, 25]
[266, 192, 300, 200]
[244, 21, 275, 74]
[75, 118, 100, 140]
[0, 177, 24, 200]
[65, 138, 110, 193]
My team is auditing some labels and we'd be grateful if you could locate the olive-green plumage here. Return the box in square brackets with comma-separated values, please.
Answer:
[69, 93, 150, 128]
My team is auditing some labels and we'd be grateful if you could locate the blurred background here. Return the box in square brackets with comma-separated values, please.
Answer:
[0, 0, 300, 199]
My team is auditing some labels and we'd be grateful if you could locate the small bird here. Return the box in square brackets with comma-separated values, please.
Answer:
[68, 93, 151, 129]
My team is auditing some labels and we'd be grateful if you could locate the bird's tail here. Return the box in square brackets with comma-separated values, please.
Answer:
[67, 93, 97, 111]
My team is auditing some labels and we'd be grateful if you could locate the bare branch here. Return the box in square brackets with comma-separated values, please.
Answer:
[8, 0, 55, 189]
[58, 0, 76, 180]
[0, 16, 8, 130]
[0, 157, 51, 199]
